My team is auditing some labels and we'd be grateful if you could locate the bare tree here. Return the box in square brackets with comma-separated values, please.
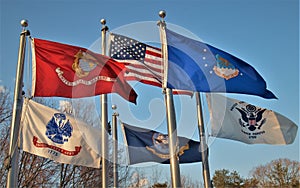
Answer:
[212, 158, 300, 188]
[250, 158, 300, 187]
[0, 88, 12, 185]
[0, 88, 12, 125]
[181, 174, 203, 188]
[0, 125, 10, 186]
[127, 168, 149, 188]
[149, 166, 163, 186]
[18, 152, 59, 187]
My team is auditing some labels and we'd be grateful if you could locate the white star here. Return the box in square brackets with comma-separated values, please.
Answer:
[209, 70, 213, 74]
[204, 64, 208, 67]
[203, 57, 206, 60]
[203, 48, 207, 52]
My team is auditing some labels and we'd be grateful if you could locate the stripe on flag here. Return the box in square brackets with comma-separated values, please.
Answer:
[109, 33, 193, 96]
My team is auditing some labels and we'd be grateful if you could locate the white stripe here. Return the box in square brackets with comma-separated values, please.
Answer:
[143, 60, 162, 70]
[126, 66, 162, 79]
[145, 54, 162, 63]
[125, 72, 161, 84]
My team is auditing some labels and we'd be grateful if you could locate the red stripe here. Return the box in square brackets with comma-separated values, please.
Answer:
[144, 58, 162, 66]
[146, 49, 162, 58]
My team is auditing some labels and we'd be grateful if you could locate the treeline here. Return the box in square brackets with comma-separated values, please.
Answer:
[212, 158, 299, 188]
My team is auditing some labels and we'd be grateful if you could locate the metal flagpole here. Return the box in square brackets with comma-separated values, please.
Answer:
[157, 11, 182, 187]
[6, 20, 30, 188]
[111, 105, 119, 188]
[100, 18, 109, 188]
[195, 92, 212, 188]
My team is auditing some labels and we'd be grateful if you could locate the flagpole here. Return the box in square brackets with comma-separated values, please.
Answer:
[100, 18, 109, 188]
[195, 92, 212, 188]
[6, 20, 30, 188]
[158, 11, 182, 187]
[111, 105, 119, 188]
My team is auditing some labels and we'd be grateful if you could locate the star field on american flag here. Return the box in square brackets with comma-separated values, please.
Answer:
[109, 33, 163, 87]
[110, 35, 146, 62]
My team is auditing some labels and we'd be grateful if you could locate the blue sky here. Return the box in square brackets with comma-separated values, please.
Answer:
[1, 0, 299, 184]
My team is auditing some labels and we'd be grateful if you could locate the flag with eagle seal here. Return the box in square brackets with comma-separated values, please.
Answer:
[20, 99, 101, 168]
[207, 94, 298, 144]
[121, 123, 203, 164]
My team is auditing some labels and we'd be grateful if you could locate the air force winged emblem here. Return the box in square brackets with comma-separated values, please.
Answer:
[236, 104, 266, 131]
[45, 113, 73, 144]
[213, 54, 239, 80]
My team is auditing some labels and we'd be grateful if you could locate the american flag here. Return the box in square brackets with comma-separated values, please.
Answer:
[109, 33, 163, 87]
[109, 33, 193, 96]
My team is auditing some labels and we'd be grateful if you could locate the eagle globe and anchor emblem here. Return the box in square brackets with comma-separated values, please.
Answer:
[72, 50, 99, 78]
[55, 50, 114, 86]
[45, 113, 73, 144]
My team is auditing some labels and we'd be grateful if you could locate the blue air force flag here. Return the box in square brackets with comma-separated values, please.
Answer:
[207, 94, 298, 144]
[20, 99, 101, 168]
[165, 29, 276, 99]
[122, 123, 203, 164]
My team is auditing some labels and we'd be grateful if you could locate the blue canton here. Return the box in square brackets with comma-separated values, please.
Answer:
[110, 34, 146, 62]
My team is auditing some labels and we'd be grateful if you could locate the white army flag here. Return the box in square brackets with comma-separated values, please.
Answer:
[20, 99, 101, 168]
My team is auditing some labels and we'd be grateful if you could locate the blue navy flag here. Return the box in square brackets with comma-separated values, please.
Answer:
[165, 29, 276, 99]
[122, 123, 203, 164]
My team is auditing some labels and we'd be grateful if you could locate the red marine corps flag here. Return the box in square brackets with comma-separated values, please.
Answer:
[31, 38, 137, 103]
